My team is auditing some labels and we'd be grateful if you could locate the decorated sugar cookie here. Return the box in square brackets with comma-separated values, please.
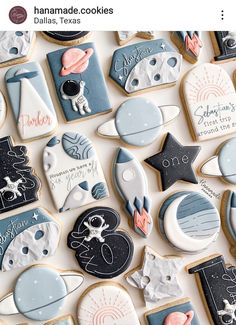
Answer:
[145, 298, 200, 325]
[145, 133, 200, 191]
[0, 91, 6, 128]
[0, 136, 40, 213]
[5, 62, 58, 141]
[187, 254, 236, 325]
[98, 98, 180, 147]
[210, 31, 236, 62]
[181, 63, 236, 141]
[44, 314, 75, 325]
[68, 206, 133, 278]
[159, 191, 220, 253]
[113, 148, 153, 237]
[0, 32, 35, 68]
[0, 266, 84, 321]
[0, 208, 60, 272]
[43, 132, 109, 213]
[116, 31, 155, 45]
[77, 282, 140, 325]
[42, 31, 91, 45]
[171, 31, 203, 63]
[126, 246, 183, 306]
[109, 39, 182, 96]
[200, 137, 236, 184]
[47, 43, 111, 122]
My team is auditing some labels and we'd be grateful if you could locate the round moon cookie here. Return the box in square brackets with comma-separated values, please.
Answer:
[97, 98, 180, 147]
[159, 191, 220, 253]
[200, 137, 236, 184]
[41, 31, 91, 45]
[0, 91, 6, 128]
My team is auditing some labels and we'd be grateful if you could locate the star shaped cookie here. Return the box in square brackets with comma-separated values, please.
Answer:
[145, 133, 200, 190]
[125, 246, 183, 306]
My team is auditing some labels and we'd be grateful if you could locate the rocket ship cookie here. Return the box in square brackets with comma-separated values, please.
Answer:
[181, 63, 236, 141]
[98, 98, 180, 147]
[113, 148, 153, 237]
[5, 62, 58, 141]
[43, 132, 109, 213]
[109, 39, 182, 95]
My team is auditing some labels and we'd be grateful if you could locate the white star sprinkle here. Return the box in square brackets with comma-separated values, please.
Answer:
[118, 75, 123, 81]
[160, 43, 166, 50]
[32, 213, 38, 221]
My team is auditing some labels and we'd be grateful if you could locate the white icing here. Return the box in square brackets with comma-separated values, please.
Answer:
[200, 156, 222, 176]
[60, 272, 84, 293]
[117, 31, 155, 43]
[97, 119, 119, 137]
[0, 91, 6, 128]
[0, 293, 18, 315]
[160, 105, 180, 124]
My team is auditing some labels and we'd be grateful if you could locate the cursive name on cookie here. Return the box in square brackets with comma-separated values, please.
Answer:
[194, 102, 236, 125]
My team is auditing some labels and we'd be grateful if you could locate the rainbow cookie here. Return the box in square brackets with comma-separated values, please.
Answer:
[210, 31, 236, 63]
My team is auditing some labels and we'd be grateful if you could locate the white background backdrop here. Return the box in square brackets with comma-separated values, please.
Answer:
[0, 31, 236, 324]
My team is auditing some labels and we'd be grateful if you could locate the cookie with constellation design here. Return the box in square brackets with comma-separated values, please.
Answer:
[67, 206, 133, 279]
[0, 32, 35, 68]
[145, 298, 200, 325]
[210, 31, 236, 63]
[44, 314, 75, 325]
[0, 136, 40, 213]
[181, 63, 236, 141]
[5, 62, 58, 141]
[170, 31, 203, 63]
[187, 254, 236, 325]
[0, 265, 84, 321]
[116, 31, 155, 45]
[41, 31, 91, 46]
[47, 43, 111, 123]
[109, 39, 182, 96]
[0, 90, 6, 129]
[77, 282, 140, 325]
[43, 132, 109, 213]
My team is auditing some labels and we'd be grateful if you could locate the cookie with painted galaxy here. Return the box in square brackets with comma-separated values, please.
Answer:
[42, 31, 91, 45]
[210, 31, 236, 63]
[159, 191, 220, 253]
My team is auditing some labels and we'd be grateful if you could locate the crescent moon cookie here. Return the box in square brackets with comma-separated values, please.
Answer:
[159, 191, 220, 253]
[145, 298, 200, 325]
[116, 31, 155, 45]
[113, 148, 153, 237]
[97, 98, 180, 147]
[5, 62, 58, 141]
[200, 137, 236, 185]
[0, 136, 40, 214]
[0, 91, 6, 128]
[210, 31, 236, 63]
[0, 208, 60, 272]
[47, 43, 111, 123]
[145, 133, 200, 191]
[43, 132, 109, 213]
[181, 63, 236, 142]
[109, 39, 182, 96]
[0, 265, 84, 321]
[68, 207, 134, 279]
[77, 282, 140, 325]
[126, 246, 183, 306]
[187, 254, 236, 325]
[170, 31, 203, 63]
[42, 31, 91, 45]
[0, 32, 35, 68]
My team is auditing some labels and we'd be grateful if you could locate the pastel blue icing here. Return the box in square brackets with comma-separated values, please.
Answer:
[5, 62, 56, 121]
[0, 208, 53, 269]
[115, 98, 163, 146]
[62, 132, 95, 160]
[47, 43, 111, 122]
[116, 147, 133, 163]
[146, 300, 200, 325]
[218, 137, 236, 184]
[14, 267, 67, 321]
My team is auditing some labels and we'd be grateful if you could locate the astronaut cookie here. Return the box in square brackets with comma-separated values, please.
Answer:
[145, 298, 200, 325]
[0, 32, 35, 68]
[159, 191, 220, 253]
[68, 207, 134, 279]
[116, 31, 155, 45]
[171, 31, 203, 63]
[0, 265, 84, 321]
[43, 132, 109, 213]
[113, 148, 153, 237]
[98, 98, 180, 147]
[109, 39, 182, 96]
[200, 137, 236, 185]
[47, 43, 111, 122]
[126, 246, 183, 306]
[181, 63, 236, 141]
[0, 136, 40, 213]
[210, 31, 236, 63]
[0, 91, 6, 128]
[0, 208, 60, 271]
[77, 282, 140, 325]
[5, 62, 58, 141]
[42, 31, 91, 45]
